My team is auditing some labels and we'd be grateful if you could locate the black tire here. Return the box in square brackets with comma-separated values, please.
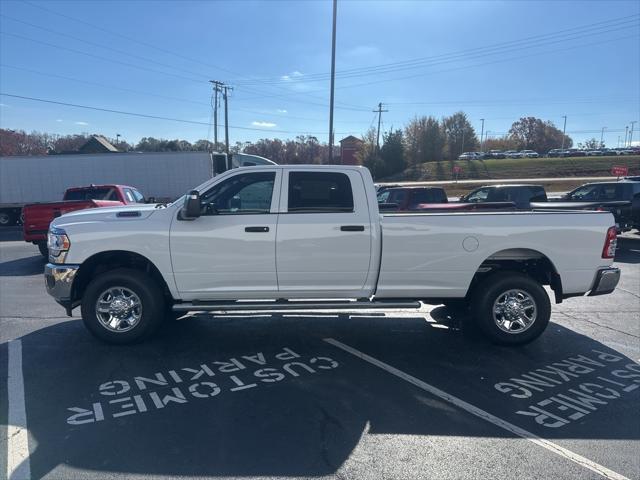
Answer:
[0, 211, 13, 227]
[37, 242, 49, 257]
[470, 272, 550, 345]
[81, 268, 166, 344]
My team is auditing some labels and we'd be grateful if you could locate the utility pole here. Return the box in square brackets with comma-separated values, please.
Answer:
[373, 102, 388, 152]
[618, 136, 621, 148]
[223, 85, 233, 154]
[600, 126, 607, 148]
[561, 115, 567, 150]
[461, 129, 465, 155]
[479, 118, 485, 152]
[630, 121, 637, 147]
[209, 80, 224, 150]
[624, 126, 629, 147]
[327, 0, 337, 163]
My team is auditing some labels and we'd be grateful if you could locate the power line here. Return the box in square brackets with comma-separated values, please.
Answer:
[0, 31, 207, 84]
[17, 1, 371, 111]
[0, 93, 360, 136]
[0, 14, 213, 82]
[234, 14, 640, 85]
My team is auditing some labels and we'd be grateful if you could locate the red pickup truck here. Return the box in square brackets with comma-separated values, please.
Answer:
[23, 184, 145, 256]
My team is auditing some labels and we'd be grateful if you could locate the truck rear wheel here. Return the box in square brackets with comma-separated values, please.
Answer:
[470, 272, 550, 345]
[0, 211, 14, 227]
[81, 268, 165, 344]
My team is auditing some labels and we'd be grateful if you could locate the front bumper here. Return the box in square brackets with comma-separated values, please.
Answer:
[588, 267, 621, 296]
[44, 263, 80, 314]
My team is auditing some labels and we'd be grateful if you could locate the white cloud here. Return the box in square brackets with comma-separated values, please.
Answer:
[56, 119, 63, 122]
[75, 121, 89, 126]
[276, 109, 288, 114]
[252, 121, 277, 128]
[281, 71, 304, 81]
[0, 103, 7, 107]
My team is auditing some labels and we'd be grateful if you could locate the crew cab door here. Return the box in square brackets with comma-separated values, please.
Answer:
[170, 170, 281, 299]
[275, 170, 372, 298]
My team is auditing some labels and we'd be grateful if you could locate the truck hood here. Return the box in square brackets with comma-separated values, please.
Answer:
[50, 203, 162, 229]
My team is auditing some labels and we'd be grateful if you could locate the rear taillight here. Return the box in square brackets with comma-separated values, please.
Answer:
[602, 226, 617, 259]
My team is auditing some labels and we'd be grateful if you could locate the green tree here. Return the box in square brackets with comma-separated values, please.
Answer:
[442, 112, 478, 159]
[578, 138, 602, 149]
[380, 129, 405, 177]
[509, 117, 573, 152]
[404, 116, 444, 165]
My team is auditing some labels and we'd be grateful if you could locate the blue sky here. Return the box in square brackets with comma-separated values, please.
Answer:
[1, 0, 639, 148]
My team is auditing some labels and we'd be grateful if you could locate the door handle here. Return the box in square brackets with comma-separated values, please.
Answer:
[340, 225, 365, 232]
[245, 226, 269, 233]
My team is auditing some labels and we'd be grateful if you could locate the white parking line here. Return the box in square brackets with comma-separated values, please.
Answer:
[324, 337, 629, 480]
[7, 340, 31, 480]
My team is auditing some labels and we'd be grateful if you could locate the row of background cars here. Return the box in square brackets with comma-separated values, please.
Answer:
[459, 147, 639, 160]
[376, 177, 640, 233]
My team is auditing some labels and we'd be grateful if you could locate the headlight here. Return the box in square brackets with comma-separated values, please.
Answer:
[47, 227, 70, 262]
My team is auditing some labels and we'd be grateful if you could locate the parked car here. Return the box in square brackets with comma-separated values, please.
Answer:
[377, 186, 448, 211]
[487, 150, 506, 159]
[460, 184, 547, 209]
[543, 180, 640, 232]
[23, 185, 146, 256]
[45, 164, 620, 346]
[614, 148, 635, 156]
[547, 149, 563, 157]
[521, 150, 539, 158]
[458, 152, 482, 160]
[565, 149, 586, 157]
[585, 150, 603, 156]
[504, 150, 523, 158]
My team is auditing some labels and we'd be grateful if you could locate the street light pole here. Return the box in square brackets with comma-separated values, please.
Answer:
[561, 115, 567, 150]
[327, 0, 337, 164]
[479, 118, 485, 153]
[600, 127, 607, 148]
[630, 121, 637, 147]
[625, 126, 629, 147]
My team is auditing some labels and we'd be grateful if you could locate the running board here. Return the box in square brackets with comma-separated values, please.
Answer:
[172, 299, 421, 312]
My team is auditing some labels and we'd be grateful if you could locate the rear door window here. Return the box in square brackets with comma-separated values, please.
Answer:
[288, 172, 354, 213]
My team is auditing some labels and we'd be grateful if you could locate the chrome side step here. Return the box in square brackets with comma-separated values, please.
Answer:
[172, 299, 421, 312]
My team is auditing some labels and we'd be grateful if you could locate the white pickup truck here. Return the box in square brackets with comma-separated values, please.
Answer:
[45, 165, 620, 345]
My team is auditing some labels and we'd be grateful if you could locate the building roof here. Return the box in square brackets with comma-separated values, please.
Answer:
[339, 135, 364, 144]
[89, 135, 119, 152]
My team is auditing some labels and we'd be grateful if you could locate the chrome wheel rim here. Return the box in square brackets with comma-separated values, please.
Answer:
[95, 286, 142, 333]
[492, 289, 537, 334]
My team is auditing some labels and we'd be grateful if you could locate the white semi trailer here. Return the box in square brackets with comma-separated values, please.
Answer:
[0, 151, 274, 226]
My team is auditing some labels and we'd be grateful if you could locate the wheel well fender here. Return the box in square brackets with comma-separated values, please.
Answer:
[71, 250, 173, 305]
[468, 248, 563, 303]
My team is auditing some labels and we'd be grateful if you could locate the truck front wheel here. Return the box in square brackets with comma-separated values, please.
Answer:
[37, 242, 48, 257]
[471, 272, 550, 345]
[81, 268, 165, 344]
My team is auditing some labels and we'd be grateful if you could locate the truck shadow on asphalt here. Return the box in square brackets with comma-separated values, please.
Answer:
[0, 253, 45, 276]
[5, 310, 639, 478]
[616, 236, 640, 264]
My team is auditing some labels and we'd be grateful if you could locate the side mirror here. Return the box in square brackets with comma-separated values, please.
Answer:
[181, 190, 201, 220]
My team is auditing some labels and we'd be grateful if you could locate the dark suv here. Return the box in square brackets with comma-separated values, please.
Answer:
[377, 186, 448, 211]
[552, 181, 640, 232]
[460, 184, 547, 209]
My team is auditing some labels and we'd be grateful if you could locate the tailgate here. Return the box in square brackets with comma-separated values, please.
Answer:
[22, 200, 99, 239]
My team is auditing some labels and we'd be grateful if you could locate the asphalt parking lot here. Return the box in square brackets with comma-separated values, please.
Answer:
[1, 226, 639, 480]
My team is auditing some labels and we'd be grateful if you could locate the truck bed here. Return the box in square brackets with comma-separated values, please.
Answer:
[376, 210, 614, 299]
